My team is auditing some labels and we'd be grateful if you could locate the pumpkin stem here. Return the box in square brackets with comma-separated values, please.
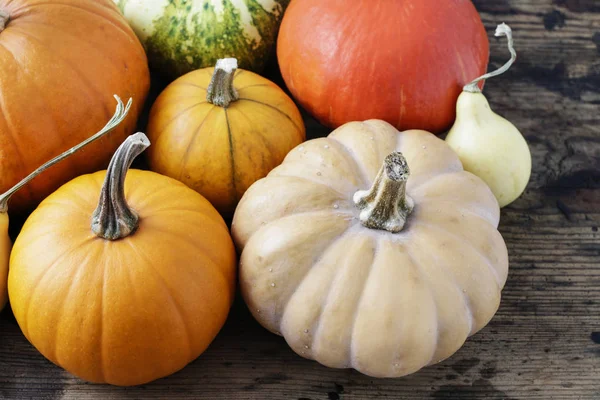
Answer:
[206, 58, 239, 108]
[464, 23, 516, 93]
[0, 10, 8, 33]
[0, 95, 132, 213]
[353, 152, 414, 233]
[91, 132, 150, 240]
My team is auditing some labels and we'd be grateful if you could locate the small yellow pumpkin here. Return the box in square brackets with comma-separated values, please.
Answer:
[232, 120, 508, 378]
[9, 132, 236, 386]
[147, 58, 305, 217]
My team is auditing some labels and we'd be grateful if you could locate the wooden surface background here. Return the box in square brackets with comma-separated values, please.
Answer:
[1, 0, 600, 399]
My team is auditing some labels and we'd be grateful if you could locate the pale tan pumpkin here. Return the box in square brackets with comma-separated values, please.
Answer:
[232, 120, 508, 378]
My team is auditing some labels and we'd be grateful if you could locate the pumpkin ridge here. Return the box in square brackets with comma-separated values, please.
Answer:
[266, 174, 347, 199]
[0, 32, 84, 187]
[416, 221, 502, 291]
[279, 226, 354, 330]
[404, 248, 439, 367]
[99, 249, 108, 383]
[178, 105, 218, 181]
[224, 107, 238, 205]
[126, 240, 193, 363]
[236, 83, 272, 91]
[348, 236, 380, 367]
[52, 248, 96, 369]
[23, 1, 133, 39]
[310, 232, 376, 367]
[229, 107, 277, 169]
[171, 82, 208, 91]
[414, 242, 475, 338]
[147, 223, 229, 282]
[0, 63, 34, 202]
[415, 198, 499, 229]
[238, 97, 303, 139]
[151, 101, 210, 145]
[11, 26, 113, 122]
[20, 236, 95, 341]
[328, 136, 372, 189]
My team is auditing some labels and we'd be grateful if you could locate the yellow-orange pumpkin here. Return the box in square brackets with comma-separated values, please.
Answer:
[8, 133, 236, 386]
[147, 58, 305, 217]
[0, 0, 149, 213]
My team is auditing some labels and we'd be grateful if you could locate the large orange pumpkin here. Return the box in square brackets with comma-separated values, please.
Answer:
[277, 0, 489, 133]
[8, 133, 236, 386]
[0, 0, 149, 213]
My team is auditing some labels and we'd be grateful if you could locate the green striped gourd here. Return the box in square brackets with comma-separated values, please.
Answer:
[114, 0, 289, 79]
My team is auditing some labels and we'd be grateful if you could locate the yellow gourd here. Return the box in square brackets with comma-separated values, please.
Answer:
[446, 23, 531, 207]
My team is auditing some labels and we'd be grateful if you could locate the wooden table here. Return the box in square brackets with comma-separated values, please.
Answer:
[1, 1, 599, 399]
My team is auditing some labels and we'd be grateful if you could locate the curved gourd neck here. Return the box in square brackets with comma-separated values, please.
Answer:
[353, 152, 414, 233]
[91, 132, 150, 240]
[206, 58, 239, 108]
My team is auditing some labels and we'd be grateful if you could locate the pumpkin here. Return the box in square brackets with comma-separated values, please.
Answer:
[147, 58, 305, 217]
[0, 96, 132, 313]
[276, 0, 489, 133]
[232, 120, 509, 378]
[8, 132, 236, 386]
[114, 0, 290, 79]
[0, 0, 149, 213]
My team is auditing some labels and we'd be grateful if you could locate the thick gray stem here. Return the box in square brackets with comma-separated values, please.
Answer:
[206, 58, 239, 108]
[353, 152, 414, 233]
[91, 132, 150, 240]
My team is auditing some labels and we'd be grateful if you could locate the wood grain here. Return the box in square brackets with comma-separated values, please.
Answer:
[1, 0, 600, 399]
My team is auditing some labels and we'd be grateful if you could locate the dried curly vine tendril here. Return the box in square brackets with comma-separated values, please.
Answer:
[0, 95, 132, 212]
[463, 23, 517, 93]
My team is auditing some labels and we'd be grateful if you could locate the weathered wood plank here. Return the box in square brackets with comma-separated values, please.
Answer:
[1, 0, 599, 399]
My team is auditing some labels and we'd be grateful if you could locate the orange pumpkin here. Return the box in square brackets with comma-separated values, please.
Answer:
[277, 0, 489, 133]
[147, 58, 305, 217]
[8, 133, 236, 386]
[0, 0, 149, 213]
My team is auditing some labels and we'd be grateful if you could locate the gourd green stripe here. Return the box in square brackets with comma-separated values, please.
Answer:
[114, 0, 289, 78]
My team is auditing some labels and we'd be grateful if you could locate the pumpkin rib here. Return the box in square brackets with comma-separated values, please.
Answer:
[417, 244, 475, 338]
[11, 27, 113, 123]
[147, 223, 229, 282]
[348, 236, 380, 366]
[417, 221, 502, 292]
[327, 136, 371, 187]
[171, 82, 208, 91]
[126, 240, 193, 363]
[0, 32, 83, 184]
[310, 232, 376, 368]
[404, 248, 440, 367]
[267, 174, 348, 199]
[150, 101, 210, 145]
[223, 107, 239, 205]
[99, 249, 108, 384]
[21, 236, 95, 340]
[20, 1, 133, 39]
[0, 54, 34, 201]
[229, 107, 277, 170]
[236, 83, 272, 92]
[179, 105, 218, 182]
[278, 225, 354, 329]
[238, 97, 304, 139]
[409, 244, 474, 353]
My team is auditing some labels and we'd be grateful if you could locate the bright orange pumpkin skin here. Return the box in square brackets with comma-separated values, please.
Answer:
[8, 170, 236, 386]
[0, 0, 149, 213]
[146, 68, 305, 218]
[277, 0, 489, 133]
